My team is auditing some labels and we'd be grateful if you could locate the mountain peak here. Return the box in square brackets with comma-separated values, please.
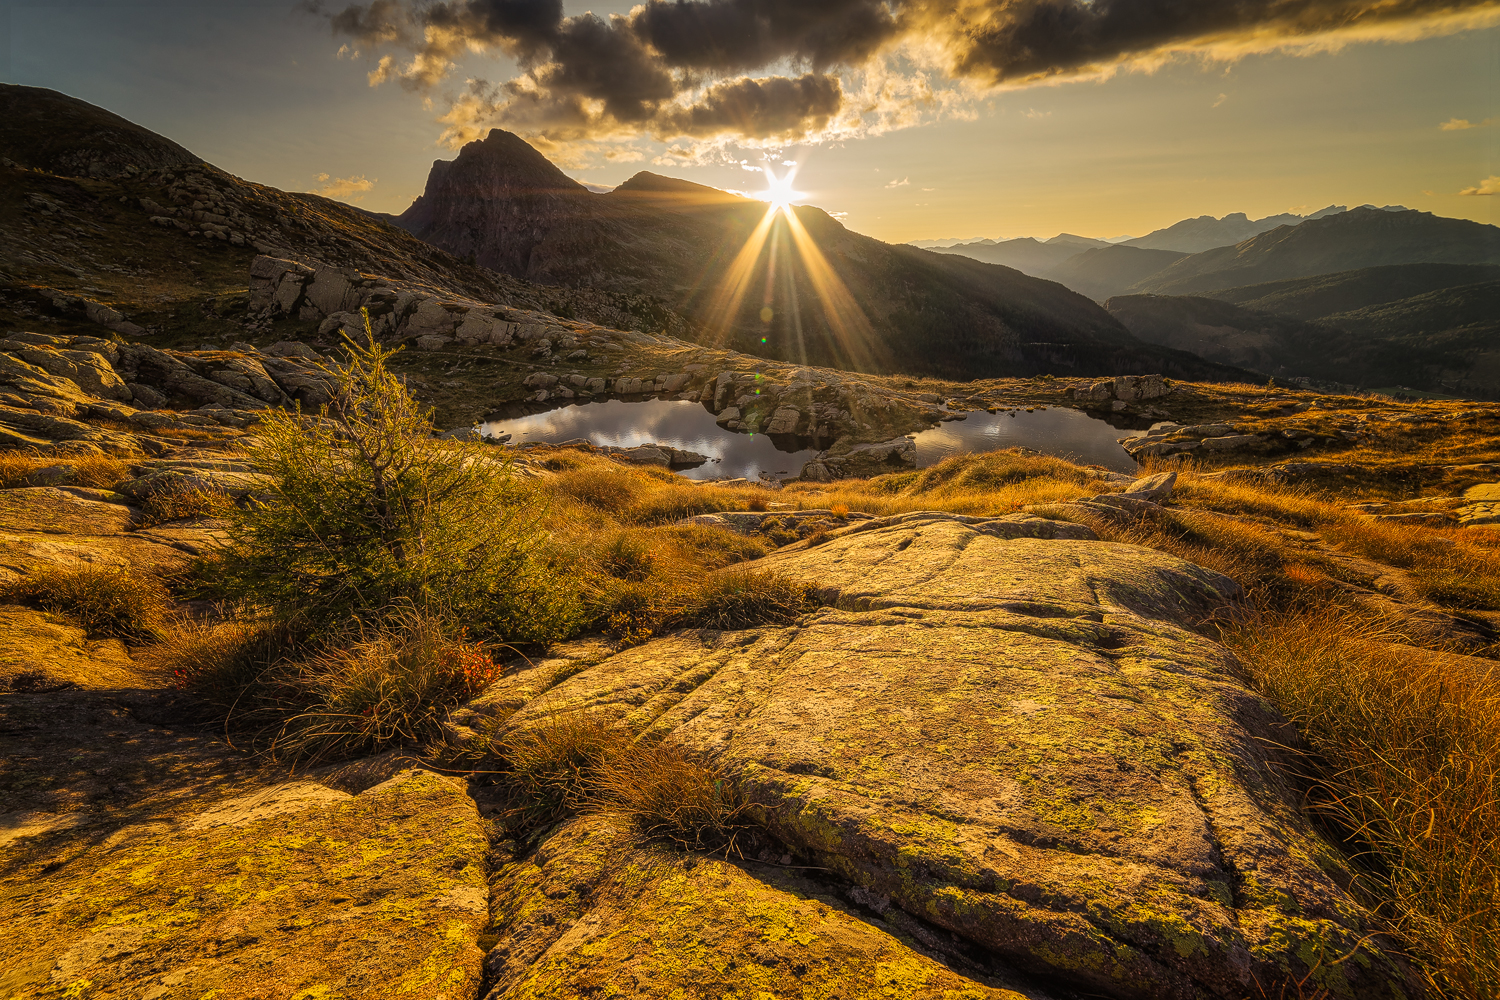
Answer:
[613, 171, 731, 196]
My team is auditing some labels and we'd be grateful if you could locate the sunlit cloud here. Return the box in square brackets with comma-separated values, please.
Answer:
[305, 0, 1500, 166]
[312, 172, 377, 202]
[1441, 116, 1499, 130]
[1459, 174, 1500, 196]
[885, 177, 910, 188]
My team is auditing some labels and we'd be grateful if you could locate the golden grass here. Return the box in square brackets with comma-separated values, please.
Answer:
[0, 451, 129, 490]
[1230, 610, 1500, 999]
[1, 566, 170, 641]
[137, 484, 235, 525]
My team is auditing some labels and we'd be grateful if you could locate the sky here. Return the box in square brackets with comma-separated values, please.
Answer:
[1, 0, 1496, 244]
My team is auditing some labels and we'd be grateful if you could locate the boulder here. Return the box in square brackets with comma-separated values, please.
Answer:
[1200, 434, 1266, 452]
[265, 341, 323, 361]
[1120, 471, 1176, 501]
[812, 436, 916, 479]
[765, 405, 802, 435]
[470, 515, 1413, 1000]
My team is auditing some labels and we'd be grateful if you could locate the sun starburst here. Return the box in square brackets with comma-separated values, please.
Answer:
[757, 166, 801, 212]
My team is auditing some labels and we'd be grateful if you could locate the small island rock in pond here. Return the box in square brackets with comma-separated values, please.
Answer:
[454, 513, 1417, 1000]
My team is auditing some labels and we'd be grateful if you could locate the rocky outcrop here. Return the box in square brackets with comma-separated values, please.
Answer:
[454, 513, 1415, 999]
[0, 333, 335, 456]
[800, 435, 917, 480]
[1070, 374, 1170, 411]
[1121, 421, 1276, 461]
[2, 759, 489, 999]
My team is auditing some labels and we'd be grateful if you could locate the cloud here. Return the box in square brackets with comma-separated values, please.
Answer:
[313, 173, 377, 201]
[1213, 93, 1228, 107]
[307, 0, 1500, 160]
[1021, 107, 1051, 119]
[1459, 174, 1500, 196]
[1441, 116, 1499, 130]
[885, 176, 910, 188]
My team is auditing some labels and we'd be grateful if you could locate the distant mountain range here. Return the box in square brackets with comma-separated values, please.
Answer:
[923, 204, 1412, 258]
[1107, 262, 1500, 398]
[385, 129, 1248, 381]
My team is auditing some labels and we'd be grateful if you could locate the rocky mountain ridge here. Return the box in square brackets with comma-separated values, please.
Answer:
[385, 128, 1249, 382]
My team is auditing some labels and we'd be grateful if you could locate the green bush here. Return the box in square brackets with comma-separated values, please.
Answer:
[215, 321, 580, 643]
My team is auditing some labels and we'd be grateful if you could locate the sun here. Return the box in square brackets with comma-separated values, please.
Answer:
[757, 166, 800, 212]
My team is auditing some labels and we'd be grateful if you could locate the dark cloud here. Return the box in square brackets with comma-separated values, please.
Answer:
[314, 0, 1498, 146]
[537, 14, 677, 123]
[630, 0, 900, 72]
[425, 0, 565, 57]
[936, 0, 1493, 83]
[659, 73, 844, 139]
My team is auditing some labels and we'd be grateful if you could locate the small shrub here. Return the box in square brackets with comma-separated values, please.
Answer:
[1, 567, 170, 641]
[149, 616, 293, 699]
[593, 578, 665, 647]
[596, 740, 753, 853]
[475, 712, 633, 833]
[746, 497, 768, 512]
[216, 323, 576, 643]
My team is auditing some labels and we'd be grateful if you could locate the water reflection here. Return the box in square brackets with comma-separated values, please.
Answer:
[914, 407, 1137, 473]
[480, 399, 1138, 480]
[480, 399, 817, 481]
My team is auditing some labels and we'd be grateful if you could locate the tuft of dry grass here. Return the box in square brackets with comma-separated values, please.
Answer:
[1, 566, 170, 641]
[137, 485, 235, 525]
[0, 451, 129, 490]
[454, 711, 754, 853]
[676, 568, 822, 631]
[1228, 609, 1500, 999]
[160, 610, 503, 762]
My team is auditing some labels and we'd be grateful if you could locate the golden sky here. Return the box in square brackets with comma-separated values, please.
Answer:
[5, 0, 1496, 242]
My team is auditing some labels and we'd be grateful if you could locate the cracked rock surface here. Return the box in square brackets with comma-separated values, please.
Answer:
[460, 513, 1415, 1000]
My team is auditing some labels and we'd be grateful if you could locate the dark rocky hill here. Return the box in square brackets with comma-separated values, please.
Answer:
[1109, 283, 1500, 398]
[391, 129, 1249, 381]
[0, 84, 201, 179]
